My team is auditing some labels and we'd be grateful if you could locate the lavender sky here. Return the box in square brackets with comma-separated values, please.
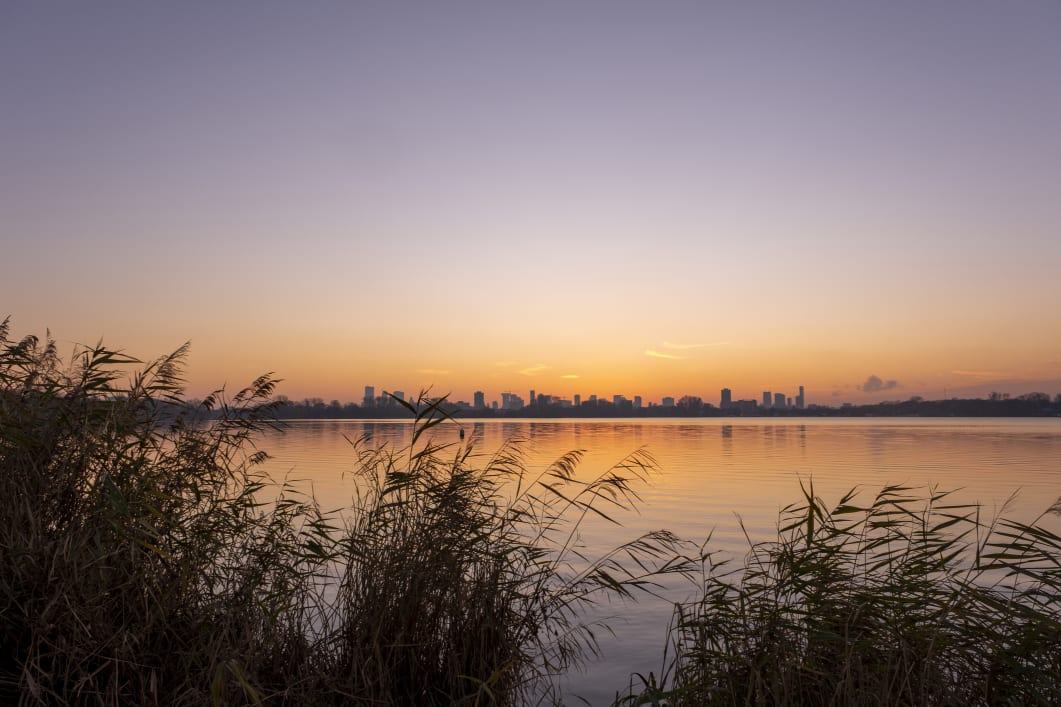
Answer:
[3, 2, 1060, 405]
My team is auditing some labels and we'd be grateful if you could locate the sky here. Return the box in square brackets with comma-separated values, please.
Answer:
[3, 1, 1060, 406]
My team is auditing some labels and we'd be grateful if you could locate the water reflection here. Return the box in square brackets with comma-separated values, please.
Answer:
[262, 418, 1061, 548]
[259, 418, 1061, 704]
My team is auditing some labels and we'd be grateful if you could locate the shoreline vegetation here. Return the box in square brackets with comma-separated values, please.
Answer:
[270, 396, 1061, 420]
[3, 321, 1060, 706]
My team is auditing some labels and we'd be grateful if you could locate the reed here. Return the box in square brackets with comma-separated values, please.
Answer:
[9, 318, 1058, 706]
[0, 319, 697, 705]
[0, 319, 336, 705]
[311, 395, 700, 705]
[660, 481, 1061, 706]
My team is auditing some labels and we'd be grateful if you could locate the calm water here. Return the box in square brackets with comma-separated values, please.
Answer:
[259, 418, 1061, 703]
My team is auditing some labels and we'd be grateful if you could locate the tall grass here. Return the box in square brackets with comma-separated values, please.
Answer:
[0, 319, 333, 705]
[8, 318, 1060, 706]
[664, 482, 1061, 706]
[313, 399, 700, 705]
[0, 319, 698, 705]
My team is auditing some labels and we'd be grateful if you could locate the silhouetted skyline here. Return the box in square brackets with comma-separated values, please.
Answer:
[274, 389, 1061, 420]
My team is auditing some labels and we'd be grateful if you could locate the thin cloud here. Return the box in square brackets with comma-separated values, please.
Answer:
[560, 374, 579, 379]
[951, 369, 1012, 378]
[518, 363, 550, 376]
[645, 349, 684, 360]
[860, 374, 898, 393]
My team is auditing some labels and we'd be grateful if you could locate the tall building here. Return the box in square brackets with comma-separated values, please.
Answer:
[720, 388, 732, 409]
[501, 392, 524, 410]
[774, 392, 786, 409]
[363, 385, 375, 406]
[529, 389, 535, 405]
[393, 390, 405, 402]
[662, 396, 675, 408]
[763, 391, 772, 408]
[574, 394, 581, 407]
[797, 385, 805, 409]
[473, 391, 485, 409]
[633, 395, 642, 409]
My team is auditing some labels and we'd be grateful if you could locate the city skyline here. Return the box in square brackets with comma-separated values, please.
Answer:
[353, 383, 808, 411]
[335, 378, 1039, 412]
[282, 380, 1061, 418]
[3, 3, 1060, 405]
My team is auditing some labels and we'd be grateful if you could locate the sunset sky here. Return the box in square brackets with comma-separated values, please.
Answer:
[3, 2, 1060, 406]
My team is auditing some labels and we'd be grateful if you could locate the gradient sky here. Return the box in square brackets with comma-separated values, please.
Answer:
[3, 2, 1060, 406]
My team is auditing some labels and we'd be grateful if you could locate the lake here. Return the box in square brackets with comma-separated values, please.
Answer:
[258, 417, 1061, 704]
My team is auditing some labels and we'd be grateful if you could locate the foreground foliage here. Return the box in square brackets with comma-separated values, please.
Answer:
[0, 320, 327, 705]
[664, 482, 1061, 706]
[0, 320, 695, 705]
[5, 319, 1061, 706]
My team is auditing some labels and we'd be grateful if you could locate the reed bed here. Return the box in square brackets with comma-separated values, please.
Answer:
[658, 482, 1061, 707]
[0, 319, 697, 706]
[5, 319, 1061, 706]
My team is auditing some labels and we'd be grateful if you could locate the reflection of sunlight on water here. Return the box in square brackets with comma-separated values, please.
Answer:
[258, 418, 1061, 704]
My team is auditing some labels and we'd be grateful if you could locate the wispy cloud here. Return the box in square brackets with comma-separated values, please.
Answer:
[560, 373, 579, 379]
[648, 341, 729, 360]
[645, 349, 684, 360]
[860, 374, 898, 393]
[518, 363, 550, 376]
[416, 368, 451, 376]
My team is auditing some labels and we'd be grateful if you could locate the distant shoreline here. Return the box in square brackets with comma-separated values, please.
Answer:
[270, 395, 1061, 420]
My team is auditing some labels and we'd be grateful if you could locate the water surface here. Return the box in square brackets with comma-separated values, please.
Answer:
[259, 418, 1061, 703]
